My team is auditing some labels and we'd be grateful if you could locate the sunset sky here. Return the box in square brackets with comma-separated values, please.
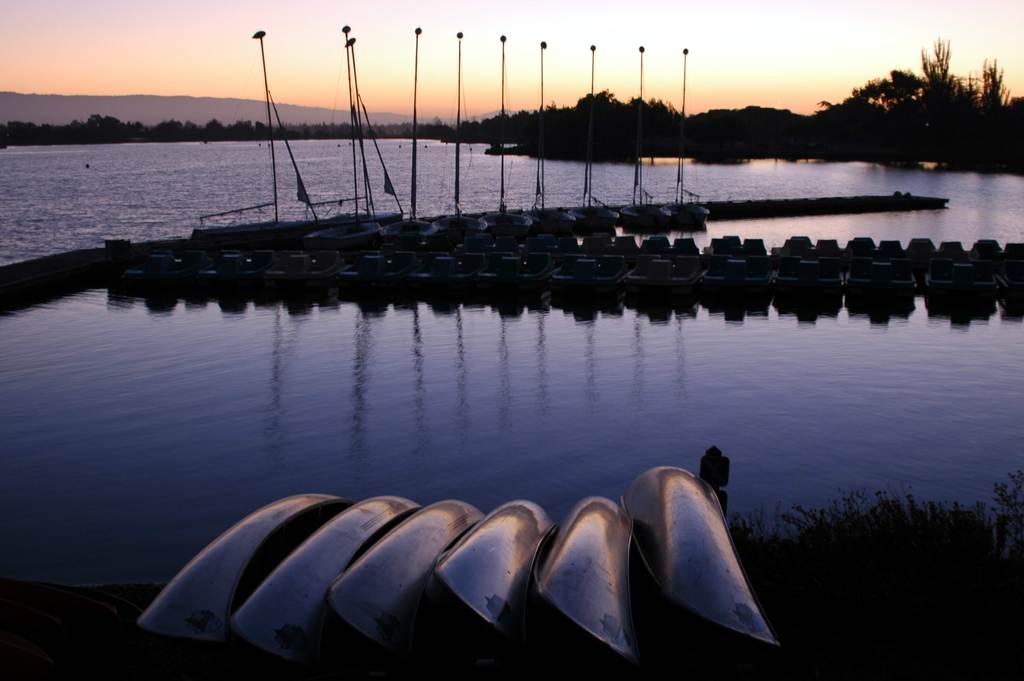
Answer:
[3, 1, 1022, 119]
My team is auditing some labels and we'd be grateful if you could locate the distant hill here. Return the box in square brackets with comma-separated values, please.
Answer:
[0, 92, 411, 126]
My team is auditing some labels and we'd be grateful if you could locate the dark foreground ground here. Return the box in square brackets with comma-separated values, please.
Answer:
[16, 471, 1024, 680]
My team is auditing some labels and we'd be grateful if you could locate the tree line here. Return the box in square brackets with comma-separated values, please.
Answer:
[2, 39, 1020, 169]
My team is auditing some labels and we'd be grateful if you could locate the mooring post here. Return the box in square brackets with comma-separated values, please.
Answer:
[700, 445, 730, 514]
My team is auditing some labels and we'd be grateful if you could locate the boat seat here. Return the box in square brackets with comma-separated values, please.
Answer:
[929, 258, 954, 283]
[216, 253, 242, 274]
[1003, 243, 1024, 260]
[797, 259, 818, 283]
[391, 251, 418, 272]
[782, 236, 813, 258]
[424, 234, 450, 252]
[778, 256, 801, 280]
[951, 263, 974, 287]
[742, 239, 767, 257]
[724, 258, 746, 283]
[526, 252, 552, 274]
[907, 238, 936, 267]
[142, 252, 175, 274]
[870, 261, 893, 284]
[1004, 260, 1024, 283]
[973, 260, 995, 283]
[877, 240, 906, 260]
[647, 259, 672, 281]
[597, 255, 625, 278]
[746, 256, 771, 279]
[460, 253, 486, 272]
[526, 237, 555, 253]
[633, 255, 656, 277]
[970, 240, 1002, 261]
[891, 258, 913, 282]
[708, 254, 730, 277]
[464, 235, 494, 253]
[641, 236, 671, 254]
[557, 237, 582, 254]
[849, 257, 872, 281]
[937, 241, 969, 262]
[819, 257, 841, 281]
[574, 258, 597, 281]
[496, 256, 519, 278]
[431, 256, 456, 276]
[357, 255, 383, 276]
[710, 237, 740, 257]
[284, 253, 311, 275]
[558, 254, 580, 277]
[311, 251, 339, 272]
[250, 251, 275, 268]
[396, 234, 421, 252]
[672, 256, 701, 279]
[583, 236, 611, 256]
[846, 237, 876, 259]
[672, 238, 700, 256]
[494, 237, 518, 254]
[814, 239, 842, 259]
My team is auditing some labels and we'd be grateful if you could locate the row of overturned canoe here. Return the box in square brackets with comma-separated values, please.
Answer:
[137, 467, 777, 668]
[123, 234, 1024, 299]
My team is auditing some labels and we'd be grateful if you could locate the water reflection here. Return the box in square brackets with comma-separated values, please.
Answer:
[535, 312, 549, 421]
[773, 293, 843, 323]
[925, 295, 998, 327]
[351, 305, 372, 456]
[844, 293, 916, 325]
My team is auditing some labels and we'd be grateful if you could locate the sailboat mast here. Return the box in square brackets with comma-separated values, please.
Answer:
[585, 45, 596, 206]
[253, 31, 278, 224]
[633, 46, 645, 205]
[343, 26, 359, 220]
[411, 28, 421, 219]
[678, 47, 689, 203]
[455, 32, 463, 217]
[350, 38, 376, 217]
[499, 35, 507, 213]
[537, 41, 547, 210]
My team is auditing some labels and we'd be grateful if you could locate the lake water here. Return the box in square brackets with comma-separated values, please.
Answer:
[0, 141, 1022, 583]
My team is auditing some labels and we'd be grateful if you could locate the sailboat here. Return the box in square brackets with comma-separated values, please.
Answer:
[304, 27, 402, 250]
[664, 48, 710, 230]
[569, 46, 619, 233]
[432, 32, 488, 241]
[482, 35, 534, 238]
[193, 31, 326, 243]
[620, 46, 672, 231]
[526, 41, 576, 235]
[382, 28, 439, 241]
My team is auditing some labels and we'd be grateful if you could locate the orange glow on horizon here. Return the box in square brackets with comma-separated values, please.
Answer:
[3, 1, 1022, 120]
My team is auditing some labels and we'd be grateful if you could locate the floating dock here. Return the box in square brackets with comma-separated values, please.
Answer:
[0, 194, 949, 305]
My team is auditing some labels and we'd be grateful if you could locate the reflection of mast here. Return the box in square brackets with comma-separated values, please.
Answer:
[455, 306, 469, 442]
[412, 304, 427, 450]
[498, 314, 511, 429]
[351, 306, 371, 453]
[632, 316, 645, 404]
[674, 314, 688, 399]
[265, 304, 284, 450]
[585, 321, 597, 411]
[535, 311, 548, 419]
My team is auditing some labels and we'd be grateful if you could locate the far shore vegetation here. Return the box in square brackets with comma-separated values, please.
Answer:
[2, 39, 1021, 171]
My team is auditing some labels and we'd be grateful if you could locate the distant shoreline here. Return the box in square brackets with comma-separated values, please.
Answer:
[2, 137, 1020, 175]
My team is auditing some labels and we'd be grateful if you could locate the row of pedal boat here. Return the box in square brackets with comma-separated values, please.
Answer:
[137, 467, 776, 667]
[123, 235, 1024, 298]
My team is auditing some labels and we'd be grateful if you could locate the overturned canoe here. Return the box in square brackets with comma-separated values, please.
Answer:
[230, 496, 419, 664]
[431, 500, 553, 641]
[138, 494, 350, 642]
[622, 467, 777, 645]
[531, 497, 638, 664]
[326, 500, 483, 657]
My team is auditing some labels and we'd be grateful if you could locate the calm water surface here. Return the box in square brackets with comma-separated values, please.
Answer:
[0, 141, 1022, 583]
[0, 288, 1022, 582]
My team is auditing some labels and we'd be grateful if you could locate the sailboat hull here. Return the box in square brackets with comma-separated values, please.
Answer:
[620, 205, 672, 232]
[527, 209, 576, 235]
[569, 206, 619, 233]
[484, 212, 535, 238]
